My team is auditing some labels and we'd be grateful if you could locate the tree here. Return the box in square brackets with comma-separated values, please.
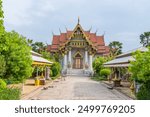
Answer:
[41, 51, 55, 61]
[93, 57, 105, 75]
[0, 0, 4, 36]
[0, 31, 33, 83]
[31, 42, 46, 53]
[51, 62, 61, 77]
[129, 47, 150, 99]
[109, 41, 123, 58]
[0, 55, 6, 77]
[140, 32, 150, 47]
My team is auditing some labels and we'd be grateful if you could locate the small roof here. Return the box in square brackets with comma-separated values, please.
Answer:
[104, 46, 148, 67]
[116, 46, 148, 58]
[32, 55, 53, 64]
[31, 50, 53, 65]
[31, 50, 42, 57]
[104, 63, 130, 67]
[104, 56, 135, 65]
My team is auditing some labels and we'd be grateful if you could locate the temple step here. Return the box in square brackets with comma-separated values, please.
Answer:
[66, 69, 92, 76]
[67, 69, 85, 76]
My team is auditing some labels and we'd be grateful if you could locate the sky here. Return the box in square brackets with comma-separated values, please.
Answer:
[3, 0, 150, 52]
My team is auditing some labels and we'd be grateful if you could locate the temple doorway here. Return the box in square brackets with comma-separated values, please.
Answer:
[73, 52, 83, 69]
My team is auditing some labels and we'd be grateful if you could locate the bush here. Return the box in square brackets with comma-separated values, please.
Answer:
[0, 88, 21, 100]
[0, 56, 6, 77]
[136, 81, 150, 100]
[51, 62, 61, 77]
[93, 57, 105, 75]
[0, 31, 33, 83]
[50, 69, 53, 77]
[100, 69, 111, 78]
[0, 79, 6, 90]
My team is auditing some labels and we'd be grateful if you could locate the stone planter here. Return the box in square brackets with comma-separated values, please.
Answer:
[113, 79, 121, 87]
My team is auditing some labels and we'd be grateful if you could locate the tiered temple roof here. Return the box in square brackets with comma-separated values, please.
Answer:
[47, 22, 109, 55]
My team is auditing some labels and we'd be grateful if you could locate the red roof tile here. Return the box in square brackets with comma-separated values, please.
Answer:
[47, 25, 109, 55]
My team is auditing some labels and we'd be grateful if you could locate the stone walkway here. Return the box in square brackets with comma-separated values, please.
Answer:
[30, 76, 132, 100]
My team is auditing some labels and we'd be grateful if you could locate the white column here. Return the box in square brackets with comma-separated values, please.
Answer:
[68, 50, 72, 69]
[69, 50, 71, 63]
[89, 55, 93, 71]
[85, 51, 88, 63]
[64, 54, 67, 69]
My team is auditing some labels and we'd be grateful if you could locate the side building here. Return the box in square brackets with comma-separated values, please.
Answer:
[47, 20, 109, 76]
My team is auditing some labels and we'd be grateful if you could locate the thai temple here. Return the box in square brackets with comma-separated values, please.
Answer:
[47, 19, 109, 76]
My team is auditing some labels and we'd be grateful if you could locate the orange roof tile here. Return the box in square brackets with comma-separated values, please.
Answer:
[47, 25, 109, 55]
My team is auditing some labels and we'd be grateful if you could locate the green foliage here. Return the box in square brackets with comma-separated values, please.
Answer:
[51, 62, 61, 77]
[0, 0, 4, 36]
[0, 88, 21, 100]
[109, 41, 123, 58]
[129, 47, 150, 99]
[41, 51, 55, 61]
[93, 57, 105, 75]
[129, 48, 150, 83]
[140, 32, 150, 47]
[50, 69, 53, 77]
[0, 79, 6, 90]
[91, 76, 106, 81]
[0, 31, 33, 83]
[100, 69, 111, 78]
[31, 41, 46, 53]
[136, 81, 150, 100]
[0, 55, 6, 77]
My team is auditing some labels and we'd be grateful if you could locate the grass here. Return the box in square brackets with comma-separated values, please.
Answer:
[91, 76, 107, 81]
[51, 74, 61, 80]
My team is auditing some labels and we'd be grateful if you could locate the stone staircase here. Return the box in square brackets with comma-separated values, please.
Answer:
[67, 69, 85, 76]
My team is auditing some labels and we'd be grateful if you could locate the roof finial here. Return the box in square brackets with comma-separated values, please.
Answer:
[103, 31, 106, 36]
[65, 26, 68, 32]
[52, 31, 54, 36]
[59, 28, 61, 34]
[95, 28, 98, 34]
[89, 26, 92, 32]
[78, 16, 80, 24]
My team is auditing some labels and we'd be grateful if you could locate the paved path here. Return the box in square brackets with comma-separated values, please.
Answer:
[30, 76, 132, 100]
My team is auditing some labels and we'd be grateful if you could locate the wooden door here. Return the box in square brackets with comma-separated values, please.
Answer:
[76, 58, 81, 69]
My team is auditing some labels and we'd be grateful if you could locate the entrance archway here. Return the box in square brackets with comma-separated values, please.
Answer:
[73, 52, 83, 69]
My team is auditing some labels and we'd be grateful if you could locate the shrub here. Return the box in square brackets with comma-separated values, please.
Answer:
[0, 88, 21, 100]
[0, 31, 33, 83]
[100, 69, 111, 78]
[93, 57, 105, 75]
[50, 69, 53, 77]
[0, 56, 6, 77]
[51, 62, 61, 77]
[136, 81, 150, 100]
[0, 79, 6, 90]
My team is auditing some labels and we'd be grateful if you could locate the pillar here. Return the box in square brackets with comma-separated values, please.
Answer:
[46, 67, 50, 80]
[63, 54, 67, 69]
[36, 67, 38, 77]
[68, 50, 72, 68]
[85, 51, 88, 64]
[89, 54, 93, 71]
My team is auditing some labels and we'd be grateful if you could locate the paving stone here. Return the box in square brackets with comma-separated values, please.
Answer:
[30, 76, 132, 100]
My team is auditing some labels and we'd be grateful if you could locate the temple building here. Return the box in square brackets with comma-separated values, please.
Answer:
[47, 19, 109, 76]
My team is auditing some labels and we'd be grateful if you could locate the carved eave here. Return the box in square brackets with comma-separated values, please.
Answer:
[58, 23, 97, 53]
